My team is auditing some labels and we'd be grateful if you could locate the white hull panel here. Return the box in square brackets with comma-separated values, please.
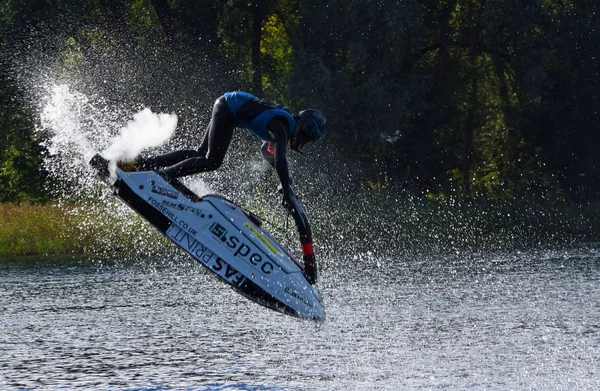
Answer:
[113, 169, 325, 320]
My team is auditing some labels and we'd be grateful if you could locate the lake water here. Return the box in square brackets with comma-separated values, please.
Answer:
[1, 244, 599, 390]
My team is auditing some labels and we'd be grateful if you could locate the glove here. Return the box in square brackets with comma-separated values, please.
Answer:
[303, 253, 317, 284]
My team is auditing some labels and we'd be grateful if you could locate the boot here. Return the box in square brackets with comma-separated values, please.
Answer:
[116, 156, 157, 172]
[116, 160, 139, 172]
[89, 154, 110, 177]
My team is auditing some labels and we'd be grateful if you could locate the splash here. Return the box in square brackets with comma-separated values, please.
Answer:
[37, 83, 177, 196]
[33, 82, 183, 258]
[39, 84, 100, 167]
[102, 108, 177, 163]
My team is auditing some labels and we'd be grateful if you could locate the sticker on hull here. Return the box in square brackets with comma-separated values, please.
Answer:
[166, 225, 246, 287]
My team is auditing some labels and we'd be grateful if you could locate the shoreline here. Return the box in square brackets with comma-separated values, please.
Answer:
[1, 199, 598, 259]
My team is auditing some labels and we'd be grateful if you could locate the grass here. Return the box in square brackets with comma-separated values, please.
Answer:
[0, 202, 168, 258]
[1, 195, 597, 259]
[0, 203, 70, 257]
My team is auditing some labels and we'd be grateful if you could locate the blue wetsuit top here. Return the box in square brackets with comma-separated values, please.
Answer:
[223, 91, 297, 142]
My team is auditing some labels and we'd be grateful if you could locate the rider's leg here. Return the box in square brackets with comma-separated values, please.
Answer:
[260, 141, 275, 168]
[139, 149, 200, 170]
[163, 97, 236, 177]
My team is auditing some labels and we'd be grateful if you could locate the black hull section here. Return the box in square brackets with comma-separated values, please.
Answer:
[115, 178, 171, 233]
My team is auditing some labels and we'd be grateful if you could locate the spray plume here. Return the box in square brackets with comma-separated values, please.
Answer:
[38, 83, 177, 194]
[102, 108, 177, 163]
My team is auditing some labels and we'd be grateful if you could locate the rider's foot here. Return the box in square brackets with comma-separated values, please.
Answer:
[116, 155, 158, 172]
[116, 160, 139, 172]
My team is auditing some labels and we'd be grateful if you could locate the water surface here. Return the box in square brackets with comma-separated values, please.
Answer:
[1, 245, 599, 390]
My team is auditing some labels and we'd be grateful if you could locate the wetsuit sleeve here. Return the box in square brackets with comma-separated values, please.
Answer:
[266, 118, 317, 284]
[266, 119, 292, 197]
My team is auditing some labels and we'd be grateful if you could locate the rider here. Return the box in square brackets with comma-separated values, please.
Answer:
[131, 91, 327, 283]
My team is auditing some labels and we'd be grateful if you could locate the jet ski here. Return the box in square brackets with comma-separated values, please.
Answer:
[89, 154, 325, 321]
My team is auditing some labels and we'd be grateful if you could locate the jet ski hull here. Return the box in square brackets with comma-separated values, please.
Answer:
[110, 168, 325, 321]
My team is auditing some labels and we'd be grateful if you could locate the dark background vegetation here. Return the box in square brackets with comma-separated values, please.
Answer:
[1, 0, 598, 203]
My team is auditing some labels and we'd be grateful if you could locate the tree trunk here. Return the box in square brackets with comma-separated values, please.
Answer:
[420, 0, 457, 185]
[250, 2, 264, 96]
[150, 0, 177, 46]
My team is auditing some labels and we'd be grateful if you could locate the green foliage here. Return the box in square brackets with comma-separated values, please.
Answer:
[0, 0, 598, 203]
[260, 14, 293, 101]
[0, 93, 47, 202]
[0, 203, 75, 256]
[126, 0, 165, 44]
[0, 202, 168, 257]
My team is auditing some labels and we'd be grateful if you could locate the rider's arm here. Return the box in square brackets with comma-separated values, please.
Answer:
[265, 118, 293, 199]
[264, 118, 317, 284]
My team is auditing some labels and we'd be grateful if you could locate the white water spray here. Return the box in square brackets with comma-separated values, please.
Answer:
[102, 108, 177, 163]
[38, 83, 177, 196]
[39, 84, 99, 165]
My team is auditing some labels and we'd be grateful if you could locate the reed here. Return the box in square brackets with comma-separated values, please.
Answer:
[1, 196, 596, 259]
[0, 202, 166, 258]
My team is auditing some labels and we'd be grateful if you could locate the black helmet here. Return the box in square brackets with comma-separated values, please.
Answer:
[297, 109, 327, 150]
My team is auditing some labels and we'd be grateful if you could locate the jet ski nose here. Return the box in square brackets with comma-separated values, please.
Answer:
[89, 153, 110, 178]
[310, 306, 326, 322]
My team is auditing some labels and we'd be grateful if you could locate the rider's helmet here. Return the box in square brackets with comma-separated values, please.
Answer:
[295, 109, 327, 151]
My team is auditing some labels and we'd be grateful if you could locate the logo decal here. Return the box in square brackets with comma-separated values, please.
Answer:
[210, 223, 228, 241]
[148, 196, 197, 236]
[284, 286, 313, 307]
[151, 185, 178, 199]
[167, 225, 246, 287]
[209, 222, 275, 275]
[161, 200, 205, 218]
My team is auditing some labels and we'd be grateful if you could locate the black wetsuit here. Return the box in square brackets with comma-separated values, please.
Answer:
[143, 92, 318, 283]
[144, 92, 295, 187]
